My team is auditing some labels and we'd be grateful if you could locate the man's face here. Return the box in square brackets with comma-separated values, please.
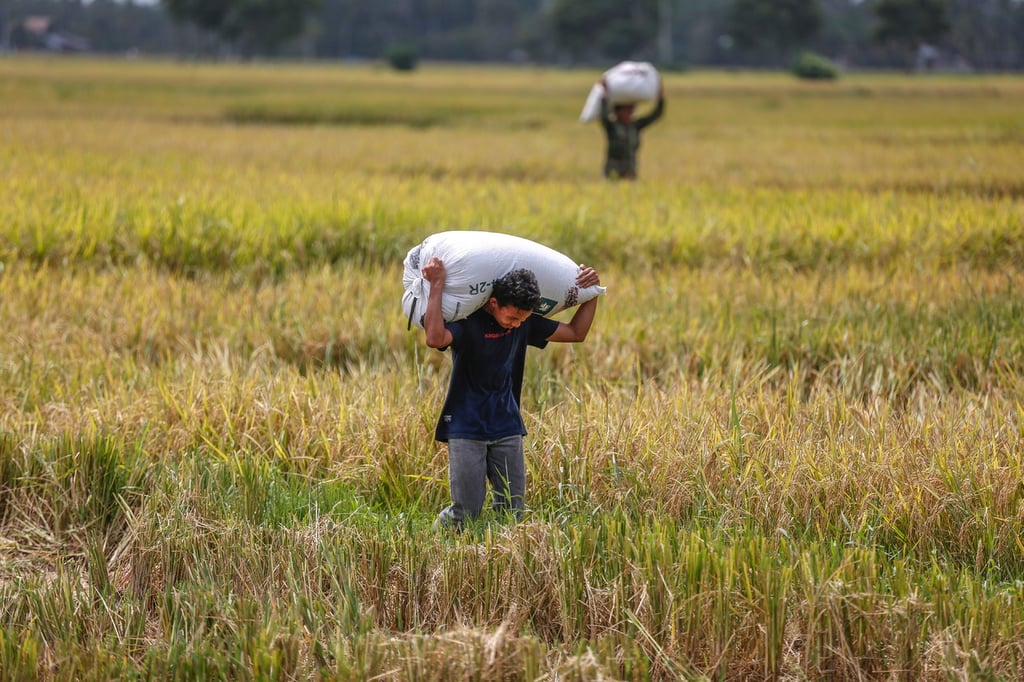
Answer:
[488, 301, 533, 329]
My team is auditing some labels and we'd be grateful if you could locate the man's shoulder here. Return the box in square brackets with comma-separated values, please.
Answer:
[449, 309, 499, 346]
[458, 308, 492, 332]
[527, 313, 560, 340]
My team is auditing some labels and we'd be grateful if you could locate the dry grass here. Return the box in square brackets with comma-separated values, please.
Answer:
[1, 56, 1023, 680]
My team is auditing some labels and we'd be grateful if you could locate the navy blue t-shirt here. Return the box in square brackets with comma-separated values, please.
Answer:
[434, 308, 559, 442]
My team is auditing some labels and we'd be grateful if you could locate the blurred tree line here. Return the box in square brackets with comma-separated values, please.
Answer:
[2, 0, 1023, 71]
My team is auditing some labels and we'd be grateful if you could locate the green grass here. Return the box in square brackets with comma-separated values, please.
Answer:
[1, 55, 1023, 680]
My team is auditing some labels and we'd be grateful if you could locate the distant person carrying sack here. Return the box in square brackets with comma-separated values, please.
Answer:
[579, 61, 665, 181]
[599, 76, 664, 180]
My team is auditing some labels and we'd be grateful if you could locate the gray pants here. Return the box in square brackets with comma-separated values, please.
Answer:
[437, 436, 525, 529]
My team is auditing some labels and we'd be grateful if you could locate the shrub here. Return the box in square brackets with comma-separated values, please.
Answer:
[386, 44, 419, 71]
[790, 51, 839, 80]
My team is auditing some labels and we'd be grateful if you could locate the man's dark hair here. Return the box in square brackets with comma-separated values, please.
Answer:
[491, 269, 541, 311]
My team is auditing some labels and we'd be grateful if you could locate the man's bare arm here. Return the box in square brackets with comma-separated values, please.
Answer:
[422, 257, 453, 349]
[547, 265, 601, 343]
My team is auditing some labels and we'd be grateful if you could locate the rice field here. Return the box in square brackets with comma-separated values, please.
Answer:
[1, 56, 1023, 680]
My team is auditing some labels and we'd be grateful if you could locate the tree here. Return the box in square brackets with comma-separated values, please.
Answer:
[162, 0, 320, 56]
[943, 0, 1022, 71]
[873, 0, 950, 67]
[547, 0, 659, 63]
[729, 0, 823, 61]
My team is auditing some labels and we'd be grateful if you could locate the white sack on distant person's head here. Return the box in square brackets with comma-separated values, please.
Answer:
[579, 61, 660, 122]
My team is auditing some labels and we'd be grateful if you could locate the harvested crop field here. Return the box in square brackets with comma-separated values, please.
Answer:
[1, 57, 1023, 680]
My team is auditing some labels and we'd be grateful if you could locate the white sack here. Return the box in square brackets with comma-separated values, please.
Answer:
[578, 61, 660, 122]
[402, 230, 606, 330]
[605, 61, 660, 103]
[578, 83, 604, 123]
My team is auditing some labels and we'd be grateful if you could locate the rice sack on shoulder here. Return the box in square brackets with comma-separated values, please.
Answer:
[402, 231, 606, 329]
